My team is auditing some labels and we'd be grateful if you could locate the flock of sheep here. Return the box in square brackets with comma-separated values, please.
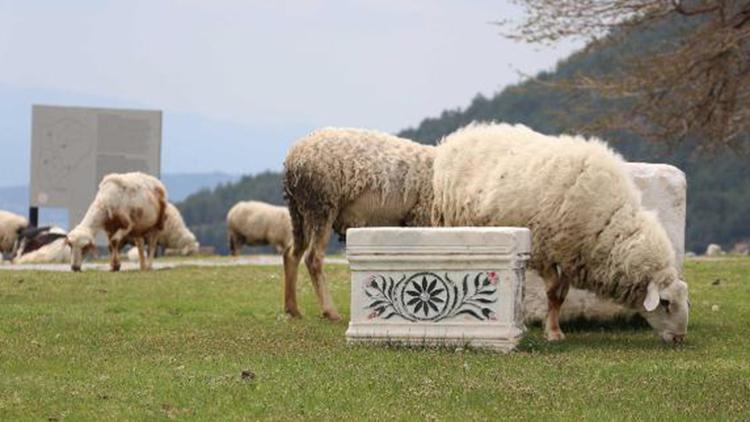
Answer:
[0, 122, 690, 344]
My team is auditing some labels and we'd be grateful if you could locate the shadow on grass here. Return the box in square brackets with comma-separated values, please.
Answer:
[516, 314, 681, 354]
[532, 313, 652, 332]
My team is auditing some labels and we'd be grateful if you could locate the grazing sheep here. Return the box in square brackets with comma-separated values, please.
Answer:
[227, 201, 292, 257]
[0, 210, 29, 259]
[705, 243, 724, 256]
[14, 227, 71, 264]
[432, 123, 690, 343]
[283, 128, 436, 320]
[125, 202, 199, 261]
[67, 172, 167, 272]
[731, 241, 749, 256]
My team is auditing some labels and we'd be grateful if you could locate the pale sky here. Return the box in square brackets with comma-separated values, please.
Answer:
[0, 0, 579, 186]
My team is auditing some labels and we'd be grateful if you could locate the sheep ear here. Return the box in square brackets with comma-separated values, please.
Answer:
[644, 282, 660, 312]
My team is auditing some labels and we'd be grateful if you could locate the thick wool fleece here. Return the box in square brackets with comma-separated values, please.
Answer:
[0, 210, 28, 254]
[227, 201, 293, 253]
[432, 123, 678, 308]
[283, 127, 435, 252]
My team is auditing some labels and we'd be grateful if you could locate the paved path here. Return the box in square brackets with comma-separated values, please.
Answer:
[0, 255, 348, 272]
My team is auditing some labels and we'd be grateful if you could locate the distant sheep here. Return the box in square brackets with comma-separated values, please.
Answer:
[67, 172, 167, 272]
[0, 210, 28, 259]
[158, 203, 199, 255]
[125, 202, 199, 261]
[227, 201, 292, 257]
[283, 128, 436, 320]
[432, 123, 690, 343]
[14, 227, 71, 264]
[705, 243, 724, 256]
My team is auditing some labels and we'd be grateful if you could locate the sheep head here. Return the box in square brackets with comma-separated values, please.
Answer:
[66, 228, 96, 272]
[640, 277, 690, 344]
[177, 231, 199, 256]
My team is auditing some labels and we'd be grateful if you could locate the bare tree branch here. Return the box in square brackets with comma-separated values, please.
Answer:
[502, 0, 750, 151]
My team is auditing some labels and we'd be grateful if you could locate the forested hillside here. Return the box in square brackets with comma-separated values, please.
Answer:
[178, 18, 749, 254]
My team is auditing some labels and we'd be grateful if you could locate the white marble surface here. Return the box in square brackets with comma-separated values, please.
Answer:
[346, 227, 531, 352]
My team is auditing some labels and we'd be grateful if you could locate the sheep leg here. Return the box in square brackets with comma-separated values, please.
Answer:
[145, 234, 158, 271]
[108, 238, 121, 272]
[229, 232, 241, 257]
[544, 268, 570, 341]
[107, 218, 134, 272]
[305, 225, 341, 321]
[283, 246, 302, 318]
[135, 238, 147, 271]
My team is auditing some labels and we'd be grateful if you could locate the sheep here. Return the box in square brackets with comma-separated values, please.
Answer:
[14, 227, 71, 264]
[227, 201, 292, 257]
[66, 172, 167, 272]
[705, 243, 724, 256]
[12, 226, 69, 263]
[125, 202, 199, 261]
[0, 210, 28, 259]
[282, 128, 436, 320]
[431, 123, 690, 343]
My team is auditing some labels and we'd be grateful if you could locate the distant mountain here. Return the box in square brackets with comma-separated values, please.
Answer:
[0, 185, 33, 219]
[0, 172, 240, 229]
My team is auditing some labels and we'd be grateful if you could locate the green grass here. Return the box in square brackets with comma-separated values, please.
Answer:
[1, 259, 749, 420]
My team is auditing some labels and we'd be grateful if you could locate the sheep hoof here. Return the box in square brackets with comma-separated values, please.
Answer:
[285, 308, 303, 318]
[545, 330, 566, 342]
[322, 311, 343, 322]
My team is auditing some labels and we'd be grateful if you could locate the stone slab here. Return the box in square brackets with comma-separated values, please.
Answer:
[346, 227, 531, 352]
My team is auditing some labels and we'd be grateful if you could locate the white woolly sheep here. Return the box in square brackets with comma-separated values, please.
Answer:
[705, 243, 724, 256]
[0, 210, 28, 259]
[125, 202, 199, 261]
[432, 123, 690, 343]
[283, 128, 435, 320]
[227, 201, 292, 257]
[67, 172, 167, 272]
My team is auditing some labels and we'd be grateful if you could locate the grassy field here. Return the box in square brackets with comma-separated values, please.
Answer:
[0, 258, 748, 420]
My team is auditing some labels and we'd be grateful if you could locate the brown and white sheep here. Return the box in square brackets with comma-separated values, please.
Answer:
[283, 128, 436, 320]
[227, 201, 292, 257]
[66, 172, 167, 272]
[0, 210, 28, 259]
[431, 123, 690, 343]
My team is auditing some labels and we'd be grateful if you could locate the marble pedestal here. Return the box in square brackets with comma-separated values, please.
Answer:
[346, 227, 531, 352]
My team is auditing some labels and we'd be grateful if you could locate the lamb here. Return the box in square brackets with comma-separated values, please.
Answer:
[431, 123, 690, 343]
[125, 202, 199, 261]
[283, 128, 435, 320]
[66, 172, 167, 272]
[227, 201, 292, 257]
[0, 210, 28, 259]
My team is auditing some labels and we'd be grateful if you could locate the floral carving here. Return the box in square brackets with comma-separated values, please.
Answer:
[364, 271, 499, 322]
